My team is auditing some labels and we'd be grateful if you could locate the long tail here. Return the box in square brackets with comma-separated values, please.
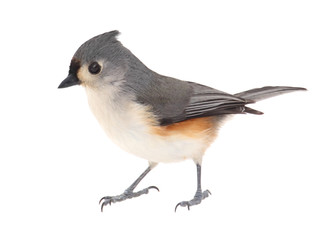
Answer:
[235, 86, 306, 102]
[234, 86, 306, 115]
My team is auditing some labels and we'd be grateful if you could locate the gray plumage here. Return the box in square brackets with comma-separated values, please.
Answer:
[235, 86, 306, 101]
[59, 30, 307, 212]
[72, 30, 306, 126]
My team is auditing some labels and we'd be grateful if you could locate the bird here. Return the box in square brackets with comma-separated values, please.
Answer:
[58, 30, 306, 212]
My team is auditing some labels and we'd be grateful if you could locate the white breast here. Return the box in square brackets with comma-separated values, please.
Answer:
[85, 86, 207, 163]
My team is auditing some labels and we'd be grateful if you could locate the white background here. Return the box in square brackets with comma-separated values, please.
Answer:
[1, 0, 331, 239]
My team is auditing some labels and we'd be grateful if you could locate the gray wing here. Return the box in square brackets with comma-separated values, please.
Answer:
[127, 74, 252, 126]
[183, 82, 252, 120]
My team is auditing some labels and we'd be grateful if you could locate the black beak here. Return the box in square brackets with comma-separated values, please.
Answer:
[58, 74, 81, 88]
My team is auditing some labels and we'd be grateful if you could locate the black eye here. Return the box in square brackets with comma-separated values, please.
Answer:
[88, 62, 101, 74]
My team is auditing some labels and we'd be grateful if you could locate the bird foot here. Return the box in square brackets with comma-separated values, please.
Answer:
[175, 189, 211, 212]
[99, 186, 159, 212]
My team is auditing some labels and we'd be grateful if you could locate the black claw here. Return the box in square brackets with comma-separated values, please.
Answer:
[148, 186, 160, 192]
[175, 203, 181, 212]
[99, 197, 112, 212]
[100, 200, 111, 212]
[174, 202, 190, 212]
[99, 197, 105, 205]
[101, 202, 105, 212]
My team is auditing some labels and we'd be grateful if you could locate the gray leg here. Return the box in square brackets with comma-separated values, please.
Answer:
[175, 164, 211, 212]
[99, 166, 159, 211]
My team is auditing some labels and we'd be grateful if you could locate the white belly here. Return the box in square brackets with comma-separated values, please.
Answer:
[85, 87, 207, 163]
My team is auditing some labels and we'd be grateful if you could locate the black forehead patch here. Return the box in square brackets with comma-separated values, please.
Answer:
[69, 58, 81, 75]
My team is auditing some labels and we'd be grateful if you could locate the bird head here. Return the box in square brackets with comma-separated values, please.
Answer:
[58, 30, 129, 89]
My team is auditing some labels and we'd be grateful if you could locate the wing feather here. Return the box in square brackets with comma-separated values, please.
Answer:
[158, 82, 250, 125]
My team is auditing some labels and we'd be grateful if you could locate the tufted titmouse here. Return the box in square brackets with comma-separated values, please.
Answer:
[58, 30, 306, 212]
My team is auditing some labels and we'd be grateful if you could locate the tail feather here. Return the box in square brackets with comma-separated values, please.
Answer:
[244, 106, 264, 115]
[235, 86, 307, 102]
